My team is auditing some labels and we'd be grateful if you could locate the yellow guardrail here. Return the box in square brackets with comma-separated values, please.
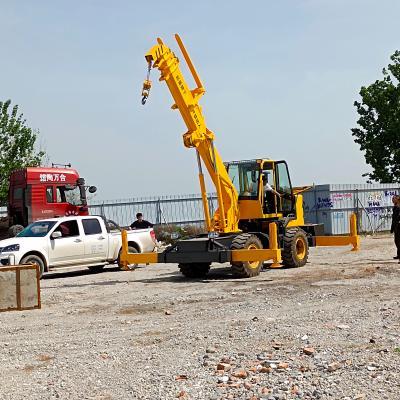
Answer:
[315, 213, 360, 251]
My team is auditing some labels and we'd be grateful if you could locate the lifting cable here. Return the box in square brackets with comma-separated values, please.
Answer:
[141, 62, 152, 105]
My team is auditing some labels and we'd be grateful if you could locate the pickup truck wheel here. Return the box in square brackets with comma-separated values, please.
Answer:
[117, 246, 138, 270]
[20, 255, 45, 279]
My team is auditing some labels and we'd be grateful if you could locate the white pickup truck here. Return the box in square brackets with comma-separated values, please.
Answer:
[0, 215, 156, 277]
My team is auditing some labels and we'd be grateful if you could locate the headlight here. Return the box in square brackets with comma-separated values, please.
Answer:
[2, 244, 20, 252]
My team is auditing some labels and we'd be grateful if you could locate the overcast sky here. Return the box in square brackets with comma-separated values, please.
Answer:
[1, 1, 399, 200]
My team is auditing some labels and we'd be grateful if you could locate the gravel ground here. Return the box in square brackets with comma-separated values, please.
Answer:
[1, 235, 400, 400]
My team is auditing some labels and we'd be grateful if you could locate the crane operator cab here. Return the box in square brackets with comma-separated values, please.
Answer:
[225, 159, 296, 230]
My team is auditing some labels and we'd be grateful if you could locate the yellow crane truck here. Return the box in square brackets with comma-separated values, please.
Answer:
[120, 34, 359, 278]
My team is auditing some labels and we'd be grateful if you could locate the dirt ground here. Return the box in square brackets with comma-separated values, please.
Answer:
[1, 235, 399, 400]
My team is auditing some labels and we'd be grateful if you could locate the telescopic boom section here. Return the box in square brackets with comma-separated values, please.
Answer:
[143, 35, 239, 233]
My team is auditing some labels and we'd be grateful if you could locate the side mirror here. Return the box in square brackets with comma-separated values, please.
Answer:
[51, 231, 62, 239]
[88, 186, 97, 193]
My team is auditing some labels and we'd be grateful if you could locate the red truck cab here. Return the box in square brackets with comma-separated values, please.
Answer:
[8, 167, 95, 228]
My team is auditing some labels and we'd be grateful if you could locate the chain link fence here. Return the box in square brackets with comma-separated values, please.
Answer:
[88, 193, 218, 228]
[2, 184, 399, 235]
[91, 184, 399, 235]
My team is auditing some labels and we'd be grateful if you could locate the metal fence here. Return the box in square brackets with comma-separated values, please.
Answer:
[303, 184, 400, 234]
[88, 193, 218, 228]
[90, 184, 399, 234]
[2, 184, 398, 234]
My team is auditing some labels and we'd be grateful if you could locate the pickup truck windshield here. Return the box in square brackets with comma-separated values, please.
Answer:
[17, 221, 57, 237]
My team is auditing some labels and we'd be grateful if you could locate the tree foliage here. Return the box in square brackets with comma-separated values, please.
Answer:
[351, 51, 400, 183]
[0, 100, 45, 205]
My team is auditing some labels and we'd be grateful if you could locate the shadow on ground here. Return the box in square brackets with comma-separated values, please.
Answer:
[132, 266, 274, 284]
[42, 264, 275, 287]
[43, 265, 121, 280]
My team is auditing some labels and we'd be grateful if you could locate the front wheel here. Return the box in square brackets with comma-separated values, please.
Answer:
[20, 254, 45, 279]
[117, 246, 138, 270]
[230, 233, 263, 278]
[282, 228, 309, 267]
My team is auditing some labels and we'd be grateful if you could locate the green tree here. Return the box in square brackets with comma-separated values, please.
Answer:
[0, 100, 45, 204]
[351, 50, 400, 183]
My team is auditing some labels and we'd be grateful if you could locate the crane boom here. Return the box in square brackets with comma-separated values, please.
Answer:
[119, 35, 360, 278]
[142, 35, 239, 233]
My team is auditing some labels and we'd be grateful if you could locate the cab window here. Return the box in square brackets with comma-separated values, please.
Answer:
[56, 186, 67, 203]
[56, 185, 81, 205]
[275, 162, 294, 214]
[46, 187, 54, 203]
[54, 220, 80, 238]
[82, 219, 102, 235]
[275, 162, 291, 194]
[227, 162, 259, 199]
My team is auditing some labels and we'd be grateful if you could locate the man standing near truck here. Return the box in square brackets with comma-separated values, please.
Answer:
[130, 213, 153, 229]
[390, 195, 400, 262]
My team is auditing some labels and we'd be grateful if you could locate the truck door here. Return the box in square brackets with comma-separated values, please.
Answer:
[80, 218, 108, 262]
[261, 162, 277, 215]
[48, 219, 85, 266]
[274, 161, 295, 216]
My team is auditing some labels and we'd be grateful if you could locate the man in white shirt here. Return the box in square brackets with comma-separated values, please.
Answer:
[263, 175, 281, 198]
[263, 173, 281, 214]
[264, 181, 281, 197]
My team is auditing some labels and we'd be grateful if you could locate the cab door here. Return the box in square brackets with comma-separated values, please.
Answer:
[261, 162, 278, 215]
[48, 219, 85, 266]
[80, 218, 108, 263]
[274, 161, 295, 216]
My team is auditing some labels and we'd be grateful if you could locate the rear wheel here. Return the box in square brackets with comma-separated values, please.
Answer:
[117, 246, 138, 269]
[230, 233, 263, 278]
[178, 263, 211, 278]
[282, 228, 309, 267]
[20, 254, 45, 279]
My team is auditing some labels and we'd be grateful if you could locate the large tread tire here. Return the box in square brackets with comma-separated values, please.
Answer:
[20, 254, 45, 279]
[178, 263, 211, 279]
[230, 233, 263, 278]
[282, 228, 309, 268]
[117, 246, 138, 270]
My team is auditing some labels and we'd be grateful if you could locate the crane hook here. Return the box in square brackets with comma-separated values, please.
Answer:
[141, 61, 152, 105]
